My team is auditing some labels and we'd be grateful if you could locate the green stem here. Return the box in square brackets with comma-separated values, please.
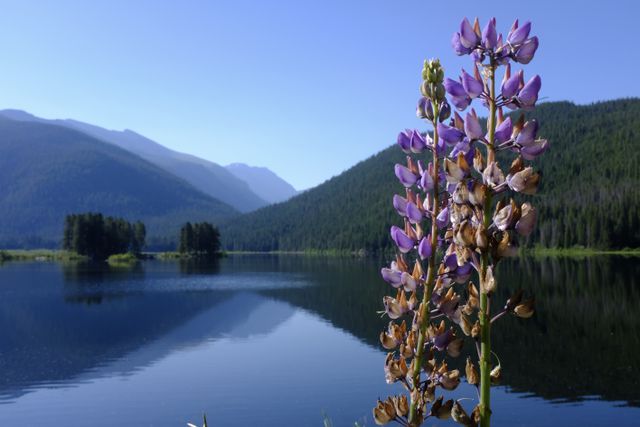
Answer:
[479, 62, 497, 427]
[407, 101, 440, 427]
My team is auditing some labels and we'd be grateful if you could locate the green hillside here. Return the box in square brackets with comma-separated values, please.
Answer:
[221, 99, 640, 252]
[0, 117, 237, 248]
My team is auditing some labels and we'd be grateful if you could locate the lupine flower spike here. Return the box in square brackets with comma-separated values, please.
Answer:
[375, 17, 547, 427]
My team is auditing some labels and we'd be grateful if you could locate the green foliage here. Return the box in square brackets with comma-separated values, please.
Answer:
[63, 213, 145, 260]
[106, 252, 139, 264]
[0, 117, 237, 248]
[178, 222, 221, 257]
[222, 99, 640, 252]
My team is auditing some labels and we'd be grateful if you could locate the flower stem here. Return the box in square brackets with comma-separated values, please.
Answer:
[479, 62, 497, 427]
[407, 101, 440, 426]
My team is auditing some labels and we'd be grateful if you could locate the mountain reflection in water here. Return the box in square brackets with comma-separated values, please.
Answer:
[0, 255, 638, 426]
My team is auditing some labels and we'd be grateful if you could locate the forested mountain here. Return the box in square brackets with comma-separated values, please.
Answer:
[222, 99, 640, 252]
[226, 163, 299, 204]
[0, 117, 237, 248]
[0, 109, 268, 212]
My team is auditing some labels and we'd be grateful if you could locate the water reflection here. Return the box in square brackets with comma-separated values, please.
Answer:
[0, 255, 638, 426]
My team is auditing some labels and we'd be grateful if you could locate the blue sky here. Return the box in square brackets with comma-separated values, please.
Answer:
[0, 0, 637, 189]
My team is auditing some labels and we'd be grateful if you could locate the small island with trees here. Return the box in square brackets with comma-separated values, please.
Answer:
[56, 212, 223, 262]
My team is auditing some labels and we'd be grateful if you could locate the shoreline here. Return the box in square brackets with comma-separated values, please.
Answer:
[3, 247, 640, 263]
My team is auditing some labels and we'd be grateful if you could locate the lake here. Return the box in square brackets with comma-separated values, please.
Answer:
[0, 255, 638, 426]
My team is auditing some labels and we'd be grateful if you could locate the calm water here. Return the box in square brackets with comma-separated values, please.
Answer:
[0, 255, 639, 426]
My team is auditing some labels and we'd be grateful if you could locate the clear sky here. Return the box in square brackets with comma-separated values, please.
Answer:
[0, 0, 637, 189]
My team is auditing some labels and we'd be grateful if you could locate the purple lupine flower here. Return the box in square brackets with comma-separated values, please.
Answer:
[518, 75, 541, 108]
[444, 78, 467, 97]
[436, 206, 450, 228]
[437, 122, 465, 145]
[494, 117, 513, 143]
[439, 100, 451, 122]
[461, 69, 484, 98]
[381, 267, 402, 287]
[482, 18, 498, 49]
[401, 272, 417, 292]
[454, 262, 473, 283]
[418, 235, 432, 260]
[420, 169, 434, 191]
[410, 131, 427, 153]
[392, 194, 408, 216]
[521, 138, 549, 160]
[449, 139, 470, 158]
[451, 32, 472, 56]
[406, 201, 423, 224]
[464, 109, 483, 140]
[433, 328, 454, 351]
[397, 130, 412, 153]
[459, 18, 479, 48]
[390, 225, 414, 253]
[444, 252, 458, 271]
[501, 69, 523, 99]
[513, 36, 538, 64]
[507, 21, 531, 45]
[515, 120, 539, 145]
[444, 78, 472, 111]
[394, 164, 418, 187]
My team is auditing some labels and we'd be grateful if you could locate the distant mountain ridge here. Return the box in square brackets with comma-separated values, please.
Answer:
[225, 163, 298, 204]
[0, 116, 238, 248]
[221, 99, 640, 252]
[0, 109, 270, 213]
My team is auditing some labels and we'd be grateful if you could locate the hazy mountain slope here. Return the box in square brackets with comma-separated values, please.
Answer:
[0, 109, 268, 213]
[0, 117, 237, 247]
[225, 163, 298, 204]
[221, 99, 640, 251]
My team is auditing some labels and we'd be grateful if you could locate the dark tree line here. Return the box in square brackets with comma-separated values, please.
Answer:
[63, 213, 146, 260]
[178, 222, 221, 257]
[221, 99, 640, 252]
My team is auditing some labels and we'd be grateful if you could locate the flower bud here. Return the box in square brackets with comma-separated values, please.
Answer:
[514, 298, 535, 318]
[465, 357, 479, 385]
[393, 395, 409, 418]
[452, 400, 472, 425]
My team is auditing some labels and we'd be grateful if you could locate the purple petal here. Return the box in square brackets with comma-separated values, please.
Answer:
[494, 117, 513, 143]
[394, 164, 418, 187]
[501, 69, 522, 99]
[516, 120, 539, 146]
[410, 131, 427, 153]
[482, 18, 497, 49]
[406, 202, 423, 224]
[521, 138, 549, 160]
[390, 225, 414, 253]
[518, 75, 541, 108]
[420, 170, 434, 191]
[460, 18, 479, 48]
[437, 122, 465, 145]
[418, 236, 432, 260]
[507, 21, 531, 45]
[444, 78, 467, 97]
[514, 36, 539, 64]
[381, 268, 403, 287]
[436, 207, 450, 228]
[451, 32, 472, 55]
[461, 69, 484, 98]
[450, 95, 471, 111]
[392, 194, 408, 217]
[397, 130, 411, 153]
[464, 111, 483, 140]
